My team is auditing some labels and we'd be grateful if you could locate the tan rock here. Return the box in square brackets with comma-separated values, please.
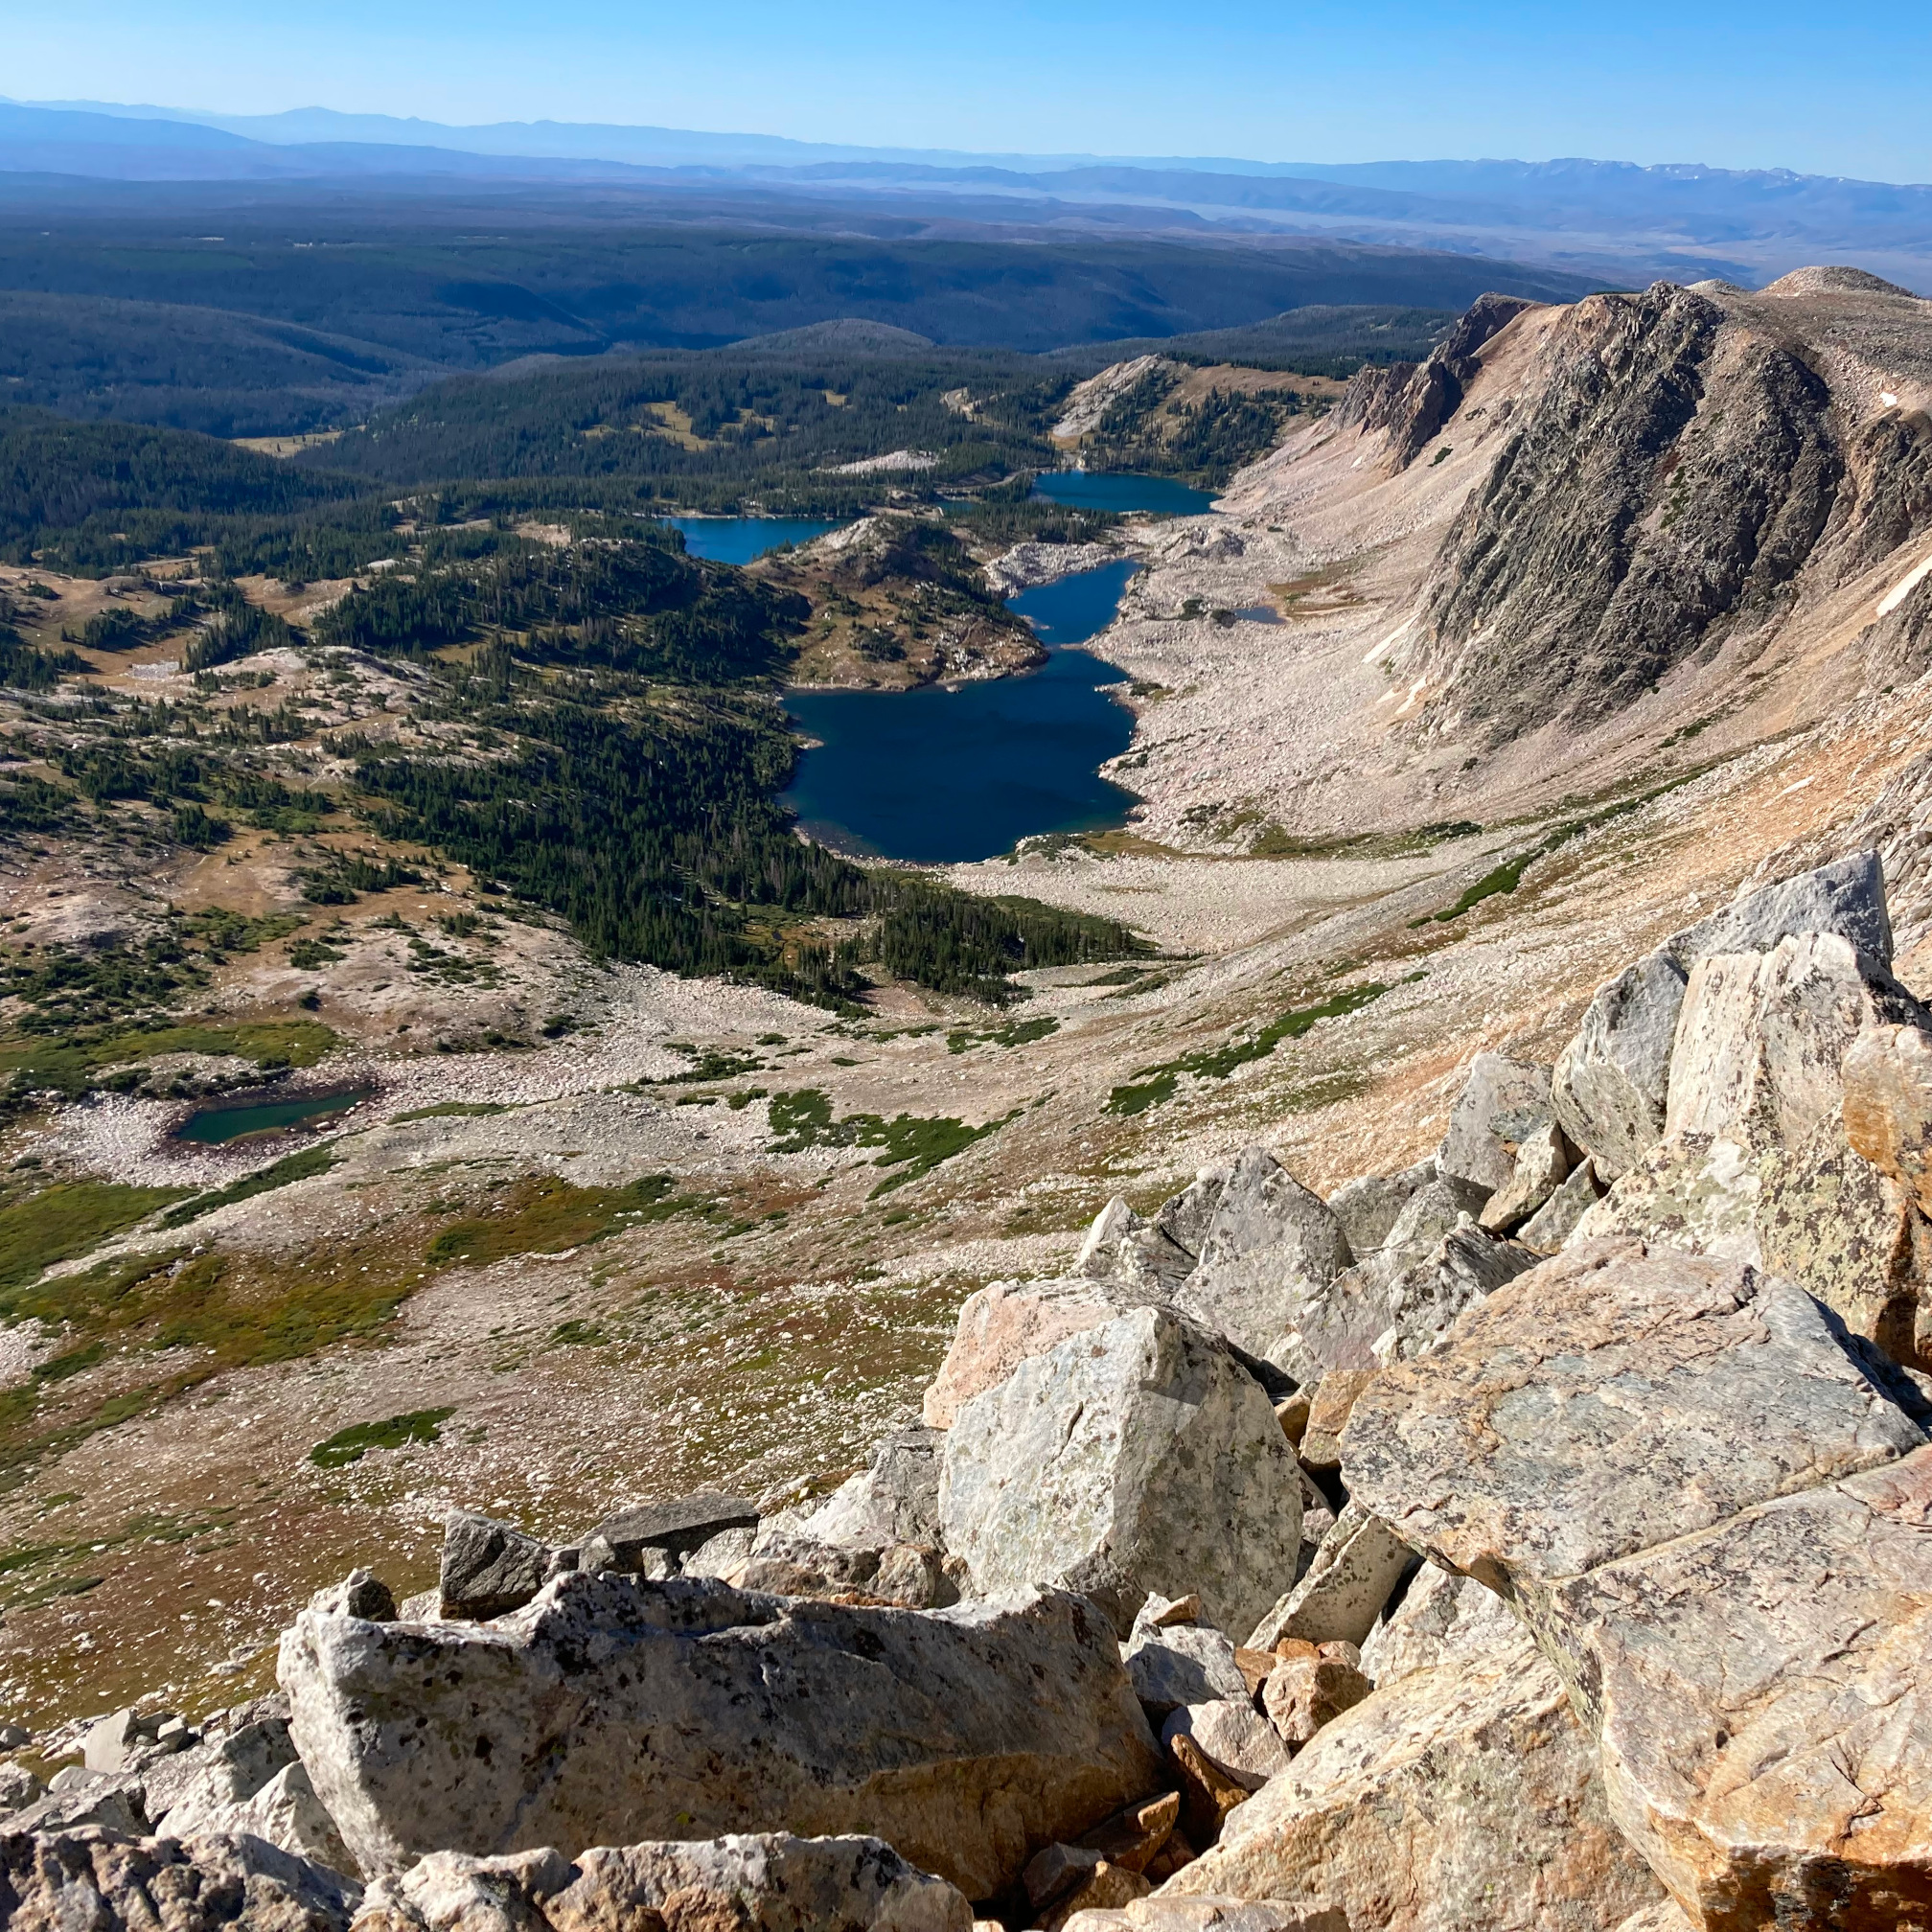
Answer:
[1167, 1733, 1252, 1849]
[1295, 1369, 1375, 1475]
[1074, 1790, 1182, 1874]
[1273, 1393, 1310, 1448]
[1340, 1238, 1932, 1929]
[1161, 1606, 1663, 1932]
[1552, 1448, 1932, 1932]
[1844, 1020, 1932, 1213]
[1343, 1239, 1928, 1612]
[922, 1278, 1127, 1428]
[1259, 1650, 1371, 1749]
[1044, 1863, 1153, 1932]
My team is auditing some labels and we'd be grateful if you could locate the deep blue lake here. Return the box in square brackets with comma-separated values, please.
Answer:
[782, 561, 1140, 862]
[665, 517, 845, 564]
[177, 1086, 370, 1145]
[1031, 471, 1217, 517]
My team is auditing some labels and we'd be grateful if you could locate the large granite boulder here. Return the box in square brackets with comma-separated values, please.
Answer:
[1552, 851, 1894, 1179]
[1844, 1019, 1932, 1214]
[0, 1827, 359, 1931]
[1343, 1239, 1928, 1614]
[1342, 1237, 1932, 1929]
[1076, 1198, 1198, 1292]
[438, 1512, 552, 1621]
[280, 1574, 1162, 1901]
[1665, 932, 1929, 1150]
[798, 1428, 945, 1552]
[1169, 1149, 1353, 1362]
[1161, 1579, 1664, 1932]
[1438, 1052, 1552, 1193]
[350, 1833, 974, 1932]
[923, 1278, 1138, 1429]
[938, 1305, 1302, 1639]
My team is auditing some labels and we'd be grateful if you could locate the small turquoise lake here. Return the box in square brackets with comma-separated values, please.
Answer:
[176, 1086, 370, 1145]
[1032, 472, 1217, 517]
[664, 518, 844, 564]
[782, 561, 1141, 863]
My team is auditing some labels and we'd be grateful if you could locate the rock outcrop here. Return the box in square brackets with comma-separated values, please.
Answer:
[281, 1575, 1162, 1900]
[350, 1832, 975, 1932]
[938, 1305, 1301, 1638]
[1343, 1237, 1932, 1928]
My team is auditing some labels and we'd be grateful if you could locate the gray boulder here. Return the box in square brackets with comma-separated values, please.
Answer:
[310, 1570, 396, 1622]
[438, 1511, 552, 1621]
[1552, 952, 1693, 1180]
[1517, 1157, 1606, 1252]
[1438, 1052, 1552, 1193]
[0, 1768, 147, 1838]
[586, 1490, 759, 1569]
[279, 1574, 1162, 1900]
[1170, 1148, 1353, 1361]
[799, 1428, 944, 1552]
[1076, 1198, 1197, 1292]
[1123, 1618, 1251, 1717]
[1246, 1504, 1415, 1650]
[939, 1304, 1302, 1638]
[353, 1833, 974, 1932]
[1325, 1159, 1437, 1258]
[141, 1711, 298, 1824]
[1161, 1700, 1291, 1792]
[1478, 1121, 1576, 1232]
[0, 1827, 359, 1931]
[157, 1760, 357, 1878]
[1152, 1166, 1232, 1258]
[1552, 851, 1894, 1179]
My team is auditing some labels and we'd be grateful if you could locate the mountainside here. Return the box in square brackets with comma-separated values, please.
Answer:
[8, 267, 1932, 1930]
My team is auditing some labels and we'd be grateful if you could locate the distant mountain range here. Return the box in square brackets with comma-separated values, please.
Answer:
[2, 99, 1928, 291]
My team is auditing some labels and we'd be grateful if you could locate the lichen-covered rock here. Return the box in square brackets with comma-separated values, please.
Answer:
[798, 1429, 945, 1552]
[1341, 1237, 1932, 1929]
[1326, 1161, 1437, 1258]
[1357, 1563, 1521, 1690]
[923, 1278, 1140, 1429]
[280, 1574, 1162, 1899]
[349, 1832, 974, 1932]
[1552, 854, 1896, 1179]
[1077, 1199, 1197, 1292]
[438, 1512, 552, 1622]
[1124, 1621, 1251, 1717]
[1169, 1149, 1353, 1362]
[1438, 1052, 1552, 1193]
[939, 1306, 1301, 1638]
[1758, 1109, 1932, 1368]
[1665, 932, 1930, 1149]
[1553, 952, 1690, 1181]
[1342, 1239, 1928, 1612]
[0, 1827, 359, 1932]
[1517, 1158, 1606, 1252]
[1246, 1505, 1414, 1651]
[1568, 1133, 1762, 1260]
[1161, 1598, 1663, 1932]
[1478, 1121, 1575, 1232]
[158, 1760, 356, 1878]
[1548, 1448, 1932, 1932]
[585, 1492, 758, 1570]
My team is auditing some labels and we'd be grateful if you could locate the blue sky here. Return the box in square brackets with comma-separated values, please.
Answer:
[12, 0, 1932, 181]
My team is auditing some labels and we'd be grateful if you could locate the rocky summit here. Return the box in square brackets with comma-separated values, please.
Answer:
[5, 261, 1932, 1932]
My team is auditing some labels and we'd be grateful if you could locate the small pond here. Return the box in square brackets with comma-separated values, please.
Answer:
[782, 560, 1140, 864]
[663, 517, 845, 564]
[1031, 471, 1217, 518]
[175, 1085, 371, 1145]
